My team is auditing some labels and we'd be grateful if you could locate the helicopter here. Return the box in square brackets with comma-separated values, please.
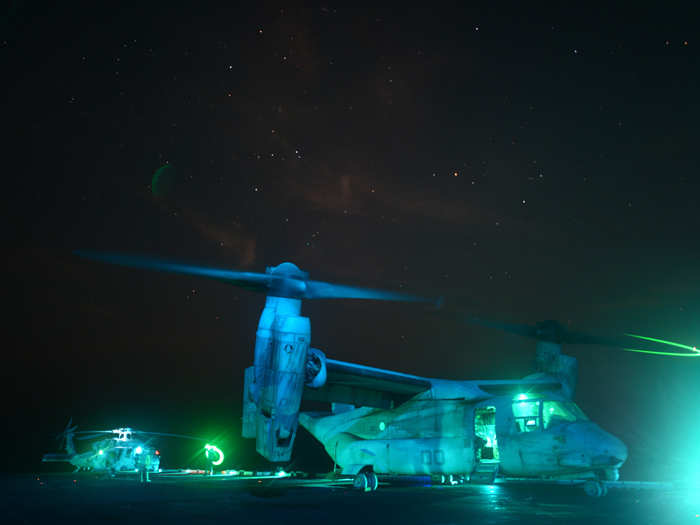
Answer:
[75, 251, 688, 496]
[42, 419, 220, 474]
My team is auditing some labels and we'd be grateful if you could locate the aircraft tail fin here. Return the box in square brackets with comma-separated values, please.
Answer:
[57, 418, 78, 455]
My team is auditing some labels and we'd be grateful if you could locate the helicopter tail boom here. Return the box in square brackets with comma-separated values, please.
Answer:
[41, 453, 74, 463]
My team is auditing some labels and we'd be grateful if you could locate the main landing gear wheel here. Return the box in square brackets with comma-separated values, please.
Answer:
[366, 471, 379, 491]
[353, 471, 378, 492]
[583, 480, 608, 497]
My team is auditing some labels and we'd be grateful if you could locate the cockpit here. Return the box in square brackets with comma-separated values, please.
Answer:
[511, 394, 588, 432]
[115, 428, 134, 442]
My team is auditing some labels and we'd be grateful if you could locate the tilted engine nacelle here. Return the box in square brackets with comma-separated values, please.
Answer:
[243, 346, 326, 445]
[535, 340, 578, 398]
[242, 296, 310, 462]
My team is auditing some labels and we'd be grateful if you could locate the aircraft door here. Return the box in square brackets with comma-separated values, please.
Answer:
[474, 406, 499, 464]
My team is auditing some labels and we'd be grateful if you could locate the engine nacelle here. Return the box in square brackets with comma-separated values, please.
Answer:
[305, 348, 327, 389]
[243, 296, 309, 462]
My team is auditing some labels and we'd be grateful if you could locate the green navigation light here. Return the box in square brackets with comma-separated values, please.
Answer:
[623, 334, 699, 357]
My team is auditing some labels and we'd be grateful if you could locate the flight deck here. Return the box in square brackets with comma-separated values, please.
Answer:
[3, 471, 697, 524]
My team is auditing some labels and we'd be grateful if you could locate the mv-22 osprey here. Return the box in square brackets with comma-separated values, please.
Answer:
[78, 253, 653, 497]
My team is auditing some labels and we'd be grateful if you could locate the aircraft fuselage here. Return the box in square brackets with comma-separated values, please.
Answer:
[299, 392, 627, 481]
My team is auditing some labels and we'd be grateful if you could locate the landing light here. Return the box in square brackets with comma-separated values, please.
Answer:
[134, 446, 143, 454]
[516, 393, 528, 401]
[98, 449, 104, 455]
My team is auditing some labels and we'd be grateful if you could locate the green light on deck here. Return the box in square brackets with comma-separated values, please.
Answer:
[204, 444, 224, 466]
[516, 393, 528, 401]
[623, 334, 700, 357]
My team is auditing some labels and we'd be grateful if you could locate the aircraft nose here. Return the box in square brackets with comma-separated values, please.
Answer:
[608, 434, 628, 465]
[594, 430, 628, 467]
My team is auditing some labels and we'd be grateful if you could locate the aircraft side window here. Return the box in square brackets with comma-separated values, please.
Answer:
[512, 400, 541, 432]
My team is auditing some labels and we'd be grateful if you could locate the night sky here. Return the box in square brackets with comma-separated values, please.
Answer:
[6, 6, 699, 478]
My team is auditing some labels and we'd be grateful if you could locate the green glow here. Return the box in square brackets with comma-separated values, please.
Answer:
[515, 393, 528, 401]
[379, 421, 386, 431]
[512, 399, 540, 432]
[623, 334, 699, 357]
[204, 444, 224, 466]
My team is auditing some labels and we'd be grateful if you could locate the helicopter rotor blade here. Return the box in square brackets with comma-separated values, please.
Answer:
[130, 431, 207, 441]
[303, 280, 434, 303]
[74, 251, 272, 292]
[75, 434, 111, 441]
[467, 317, 539, 339]
[467, 316, 696, 354]
[75, 251, 437, 304]
[56, 419, 79, 441]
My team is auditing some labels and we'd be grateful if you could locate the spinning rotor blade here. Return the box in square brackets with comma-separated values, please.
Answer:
[468, 317, 539, 339]
[56, 419, 78, 440]
[64, 418, 77, 433]
[75, 433, 112, 441]
[74, 251, 271, 292]
[303, 280, 431, 302]
[468, 316, 698, 356]
[131, 431, 207, 441]
[467, 317, 601, 344]
[74, 430, 207, 441]
[75, 251, 436, 304]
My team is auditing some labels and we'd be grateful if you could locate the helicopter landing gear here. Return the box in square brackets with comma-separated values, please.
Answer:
[353, 469, 379, 492]
[583, 479, 608, 498]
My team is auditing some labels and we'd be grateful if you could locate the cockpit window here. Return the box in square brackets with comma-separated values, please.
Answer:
[512, 400, 541, 432]
[543, 401, 589, 429]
